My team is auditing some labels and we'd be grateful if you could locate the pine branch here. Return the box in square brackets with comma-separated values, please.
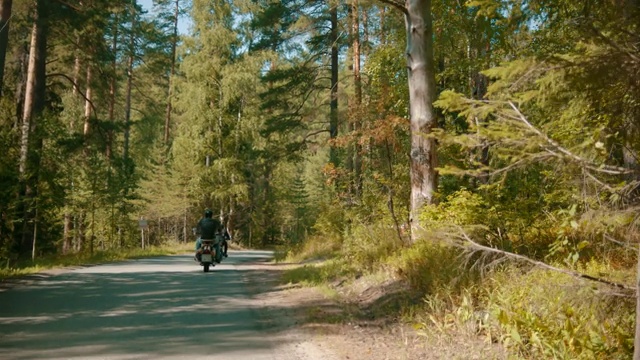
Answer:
[303, 129, 330, 142]
[587, 23, 640, 64]
[47, 72, 97, 116]
[508, 101, 635, 176]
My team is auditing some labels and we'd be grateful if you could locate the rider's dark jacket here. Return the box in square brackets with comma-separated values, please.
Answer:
[197, 217, 222, 240]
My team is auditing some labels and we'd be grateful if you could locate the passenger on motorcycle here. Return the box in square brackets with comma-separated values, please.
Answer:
[194, 208, 223, 263]
[217, 226, 230, 258]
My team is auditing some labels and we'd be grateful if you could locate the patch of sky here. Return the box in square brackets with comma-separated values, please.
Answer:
[139, 0, 192, 35]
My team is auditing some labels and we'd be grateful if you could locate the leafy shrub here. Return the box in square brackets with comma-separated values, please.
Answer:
[312, 199, 346, 238]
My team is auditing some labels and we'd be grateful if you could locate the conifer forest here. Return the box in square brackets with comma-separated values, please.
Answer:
[1, 0, 640, 358]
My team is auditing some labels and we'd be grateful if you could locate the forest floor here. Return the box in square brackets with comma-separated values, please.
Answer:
[243, 259, 509, 360]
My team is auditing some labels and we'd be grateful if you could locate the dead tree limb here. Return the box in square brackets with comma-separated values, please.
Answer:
[455, 226, 634, 291]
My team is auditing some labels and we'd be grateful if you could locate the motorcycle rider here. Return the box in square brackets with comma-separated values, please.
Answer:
[221, 227, 231, 258]
[194, 208, 223, 263]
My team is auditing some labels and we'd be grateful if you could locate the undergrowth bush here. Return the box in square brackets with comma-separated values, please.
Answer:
[281, 258, 357, 286]
[342, 220, 405, 271]
[389, 226, 634, 359]
[483, 266, 634, 359]
[277, 233, 342, 263]
[392, 239, 479, 296]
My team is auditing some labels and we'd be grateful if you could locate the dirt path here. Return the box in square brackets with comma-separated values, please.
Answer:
[242, 261, 507, 360]
[0, 252, 337, 360]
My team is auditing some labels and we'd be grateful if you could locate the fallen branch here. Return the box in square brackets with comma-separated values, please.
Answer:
[604, 233, 638, 252]
[455, 226, 634, 291]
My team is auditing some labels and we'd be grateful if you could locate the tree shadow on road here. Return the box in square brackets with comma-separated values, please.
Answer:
[0, 251, 300, 359]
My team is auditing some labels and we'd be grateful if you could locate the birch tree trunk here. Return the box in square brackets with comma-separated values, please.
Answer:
[0, 0, 12, 97]
[15, 43, 27, 127]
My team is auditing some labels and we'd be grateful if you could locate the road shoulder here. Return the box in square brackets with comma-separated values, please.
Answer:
[240, 260, 507, 360]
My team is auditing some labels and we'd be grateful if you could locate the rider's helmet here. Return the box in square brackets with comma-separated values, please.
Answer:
[204, 208, 213, 218]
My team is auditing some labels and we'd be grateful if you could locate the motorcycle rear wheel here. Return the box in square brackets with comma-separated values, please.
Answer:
[204, 264, 210, 272]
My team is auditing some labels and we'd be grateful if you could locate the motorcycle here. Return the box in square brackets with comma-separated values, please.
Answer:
[197, 239, 217, 272]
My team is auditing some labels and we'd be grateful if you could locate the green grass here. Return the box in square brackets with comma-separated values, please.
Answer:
[0, 242, 192, 279]
[281, 258, 357, 286]
[276, 234, 342, 264]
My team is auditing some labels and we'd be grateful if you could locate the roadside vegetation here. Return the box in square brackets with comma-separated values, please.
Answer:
[0, 242, 192, 279]
[280, 207, 636, 359]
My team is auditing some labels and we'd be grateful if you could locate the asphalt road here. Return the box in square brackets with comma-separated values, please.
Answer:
[0, 250, 304, 360]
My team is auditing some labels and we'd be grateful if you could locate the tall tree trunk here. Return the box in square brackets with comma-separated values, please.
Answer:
[163, 0, 179, 144]
[329, 4, 339, 166]
[15, 44, 27, 128]
[63, 212, 72, 254]
[404, 0, 438, 241]
[19, 0, 48, 252]
[123, 3, 135, 162]
[0, 0, 12, 97]
[362, 6, 368, 55]
[77, 212, 85, 252]
[217, 85, 223, 158]
[107, 13, 118, 160]
[84, 65, 93, 136]
[379, 6, 386, 45]
[76, 63, 94, 248]
[635, 240, 640, 360]
[351, 0, 362, 198]
[31, 206, 38, 260]
[472, 35, 490, 184]
[72, 50, 80, 97]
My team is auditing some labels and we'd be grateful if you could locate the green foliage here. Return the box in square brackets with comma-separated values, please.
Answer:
[278, 233, 342, 264]
[393, 240, 479, 296]
[281, 258, 357, 287]
[342, 220, 404, 272]
[484, 267, 634, 359]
